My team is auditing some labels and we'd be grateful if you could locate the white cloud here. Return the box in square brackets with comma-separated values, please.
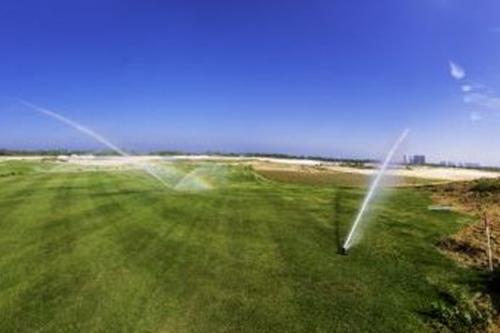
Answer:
[448, 60, 499, 120]
[462, 82, 488, 93]
[461, 85, 472, 92]
[469, 112, 482, 121]
[464, 93, 500, 109]
[449, 61, 466, 80]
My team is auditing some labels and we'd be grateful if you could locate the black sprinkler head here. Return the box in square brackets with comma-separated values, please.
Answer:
[340, 247, 348, 256]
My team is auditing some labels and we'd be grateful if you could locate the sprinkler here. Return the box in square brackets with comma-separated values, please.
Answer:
[340, 246, 348, 256]
[342, 128, 410, 251]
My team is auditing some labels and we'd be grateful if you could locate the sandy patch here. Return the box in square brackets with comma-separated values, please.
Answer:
[2, 155, 498, 181]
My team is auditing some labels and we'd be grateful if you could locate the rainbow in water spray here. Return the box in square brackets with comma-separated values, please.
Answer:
[342, 128, 410, 253]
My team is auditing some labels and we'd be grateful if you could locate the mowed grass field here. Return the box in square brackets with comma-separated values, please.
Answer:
[0, 160, 481, 332]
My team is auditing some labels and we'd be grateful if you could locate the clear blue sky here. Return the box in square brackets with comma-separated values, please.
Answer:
[1, 0, 499, 165]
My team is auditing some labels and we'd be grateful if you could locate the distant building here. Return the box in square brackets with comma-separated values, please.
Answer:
[405, 155, 426, 165]
[411, 155, 426, 165]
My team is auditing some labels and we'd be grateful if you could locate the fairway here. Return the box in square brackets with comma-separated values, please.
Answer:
[0, 161, 480, 332]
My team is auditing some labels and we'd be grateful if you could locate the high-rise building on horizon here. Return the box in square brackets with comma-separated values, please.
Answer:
[404, 155, 426, 165]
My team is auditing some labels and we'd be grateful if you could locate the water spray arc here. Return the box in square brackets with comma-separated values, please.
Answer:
[342, 128, 410, 253]
[20, 100, 170, 188]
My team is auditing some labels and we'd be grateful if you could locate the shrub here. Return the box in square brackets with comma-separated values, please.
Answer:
[429, 286, 494, 333]
[471, 179, 500, 194]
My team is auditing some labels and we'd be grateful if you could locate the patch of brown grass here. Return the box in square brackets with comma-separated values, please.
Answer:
[255, 169, 370, 187]
[254, 167, 438, 188]
[430, 179, 500, 270]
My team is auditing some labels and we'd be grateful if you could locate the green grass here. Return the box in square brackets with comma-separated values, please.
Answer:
[0, 161, 482, 332]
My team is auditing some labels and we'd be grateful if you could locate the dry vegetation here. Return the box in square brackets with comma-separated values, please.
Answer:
[430, 179, 500, 269]
[255, 168, 370, 187]
[429, 178, 500, 332]
[252, 162, 440, 188]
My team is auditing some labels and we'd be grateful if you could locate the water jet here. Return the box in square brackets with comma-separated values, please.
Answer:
[20, 100, 171, 188]
[342, 128, 410, 253]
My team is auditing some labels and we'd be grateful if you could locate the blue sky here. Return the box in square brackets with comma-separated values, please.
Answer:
[1, 0, 500, 165]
